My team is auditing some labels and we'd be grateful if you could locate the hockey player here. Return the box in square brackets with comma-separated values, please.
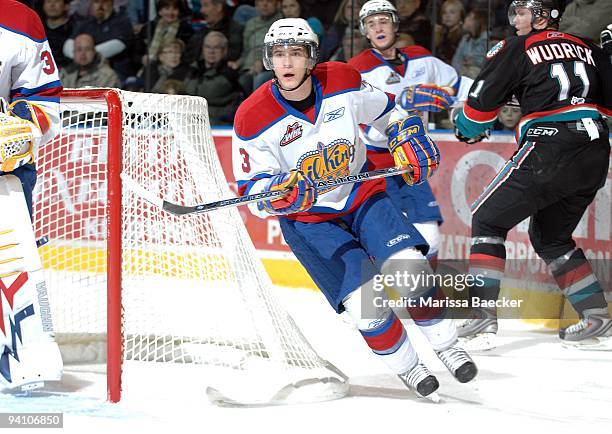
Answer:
[0, 0, 63, 391]
[233, 18, 477, 398]
[349, 0, 467, 269]
[453, 0, 612, 349]
[347, 0, 479, 362]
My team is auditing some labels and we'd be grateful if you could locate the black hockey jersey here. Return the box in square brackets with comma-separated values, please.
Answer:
[456, 29, 612, 142]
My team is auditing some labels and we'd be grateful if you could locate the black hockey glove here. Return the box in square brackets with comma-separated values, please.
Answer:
[454, 127, 490, 144]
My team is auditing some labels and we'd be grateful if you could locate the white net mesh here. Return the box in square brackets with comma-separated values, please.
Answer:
[33, 89, 346, 405]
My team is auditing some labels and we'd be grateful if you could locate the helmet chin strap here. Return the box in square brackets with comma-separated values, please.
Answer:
[273, 67, 313, 92]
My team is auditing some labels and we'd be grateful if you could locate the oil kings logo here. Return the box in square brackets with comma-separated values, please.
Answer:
[280, 122, 303, 146]
[298, 139, 355, 193]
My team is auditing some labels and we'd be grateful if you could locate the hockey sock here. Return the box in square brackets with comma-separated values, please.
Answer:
[549, 249, 607, 317]
[468, 236, 506, 303]
[358, 310, 418, 374]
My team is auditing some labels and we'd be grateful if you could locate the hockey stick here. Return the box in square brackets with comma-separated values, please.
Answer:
[120, 165, 412, 216]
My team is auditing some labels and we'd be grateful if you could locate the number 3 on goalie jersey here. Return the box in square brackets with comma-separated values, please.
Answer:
[239, 148, 251, 173]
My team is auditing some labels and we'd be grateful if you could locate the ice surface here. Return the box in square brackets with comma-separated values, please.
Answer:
[1, 286, 610, 433]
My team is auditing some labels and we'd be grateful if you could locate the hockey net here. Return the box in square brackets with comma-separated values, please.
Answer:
[33, 88, 347, 405]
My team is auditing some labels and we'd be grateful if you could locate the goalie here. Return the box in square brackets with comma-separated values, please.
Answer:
[0, 0, 63, 392]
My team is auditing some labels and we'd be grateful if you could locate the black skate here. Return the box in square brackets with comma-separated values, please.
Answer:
[398, 363, 440, 400]
[436, 346, 478, 383]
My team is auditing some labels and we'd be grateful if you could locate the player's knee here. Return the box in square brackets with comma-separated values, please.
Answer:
[381, 247, 434, 298]
[528, 227, 575, 262]
[342, 288, 393, 331]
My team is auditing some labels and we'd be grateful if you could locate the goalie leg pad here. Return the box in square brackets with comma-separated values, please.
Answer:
[0, 175, 62, 391]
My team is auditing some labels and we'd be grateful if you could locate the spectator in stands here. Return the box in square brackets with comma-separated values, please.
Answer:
[320, 0, 362, 62]
[493, 105, 522, 131]
[233, 0, 282, 95]
[186, 31, 242, 125]
[330, 26, 365, 61]
[396, 0, 433, 49]
[184, 0, 244, 65]
[139, 39, 190, 93]
[64, 0, 135, 79]
[159, 78, 187, 94]
[451, 9, 487, 79]
[123, 75, 145, 92]
[280, 0, 324, 41]
[232, 3, 258, 25]
[68, 0, 129, 19]
[297, 0, 342, 30]
[61, 32, 121, 88]
[42, 0, 76, 68]
[434, 0, 464, 65]
[560, 0, 612, 42]
[137, 0, 194, 66]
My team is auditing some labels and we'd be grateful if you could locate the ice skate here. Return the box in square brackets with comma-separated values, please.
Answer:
[560, 308, 612, 351]
[436, 346, 478, 383]
[457, 308, 498, 351]
[398, 362, 440, 401]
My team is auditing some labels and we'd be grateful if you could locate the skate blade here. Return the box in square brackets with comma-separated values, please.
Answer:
[1, 381, 45, 395]
[459, 333, 497, 352]
[561, 336, 612, 351]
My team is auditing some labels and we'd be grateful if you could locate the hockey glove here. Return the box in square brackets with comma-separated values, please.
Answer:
[398, 84, 454, 113]
[451, 108, 490, 144]
[258, 170, 317, 215]
[386, 114, 440, 185]
[0, 111, 41, 173]
[602, 24, 612, 54]
[454, 127, 490, 144]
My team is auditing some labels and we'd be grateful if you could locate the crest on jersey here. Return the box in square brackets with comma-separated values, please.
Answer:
[280, 122, 303, 146]
[486, 40, 505, 59]
[297, 139, 356, 193]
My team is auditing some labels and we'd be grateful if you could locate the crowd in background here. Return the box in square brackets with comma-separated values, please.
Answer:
[22, 0, 612, 127]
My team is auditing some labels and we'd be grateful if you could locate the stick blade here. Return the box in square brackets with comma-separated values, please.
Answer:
[120, 173, 164, 209]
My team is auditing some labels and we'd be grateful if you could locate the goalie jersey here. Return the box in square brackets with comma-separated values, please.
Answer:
[232, 61, 396, 223]
[456, 29, 612, 143]
[0, 0, 62, 145]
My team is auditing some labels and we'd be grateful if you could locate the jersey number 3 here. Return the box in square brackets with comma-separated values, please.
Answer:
[550, 61, 590, 101]
[41, 50, 56, 75]
[239, 148, 251, 173]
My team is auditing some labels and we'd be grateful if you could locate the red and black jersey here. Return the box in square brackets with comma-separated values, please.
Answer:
[457, 29, 612, 142]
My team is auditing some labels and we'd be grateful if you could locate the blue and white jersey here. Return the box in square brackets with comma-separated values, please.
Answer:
[232, 61, 397, 223]
[0, 0, 61, 144]
[349, 45, 472, 150]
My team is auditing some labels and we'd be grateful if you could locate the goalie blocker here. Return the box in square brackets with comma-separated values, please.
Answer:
[0, 175, 62, 392]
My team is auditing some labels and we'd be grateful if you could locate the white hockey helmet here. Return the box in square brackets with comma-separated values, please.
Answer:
[263, 18, 319, 71]
[359, 0, 399, 36]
